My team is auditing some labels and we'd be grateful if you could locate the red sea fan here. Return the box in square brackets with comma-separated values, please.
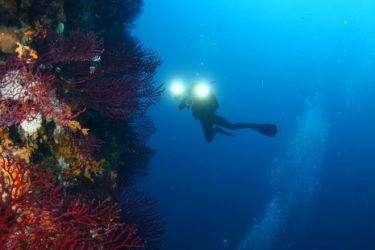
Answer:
[39, 31, 103, 64]
[0, 155, 50, 249]
[0, 59, 83, 130]
[78, 77, 154, 120]
[34, 31, 161, 122]
[121, 187, 166, 250]
[0, 60, 48, 127]
[46, 199, 145, 250]
[70, 46, 163, 120]
[0, 155, 145, 250]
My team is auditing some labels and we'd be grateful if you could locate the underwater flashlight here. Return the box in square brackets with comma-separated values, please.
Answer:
[170, 80, 186, 97]
[193, 82, 211, 99]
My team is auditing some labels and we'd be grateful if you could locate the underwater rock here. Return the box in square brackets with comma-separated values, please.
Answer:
[0, 27, 22, 54]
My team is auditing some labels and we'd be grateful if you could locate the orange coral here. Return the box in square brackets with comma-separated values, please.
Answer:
[15, 42, 38, 63]
[54, 131, 105, 182]
[0, 157, 31, 200]
[24, 30, 33, 38]
[65, 120, 90, 135]
[0, 128, 35, 163]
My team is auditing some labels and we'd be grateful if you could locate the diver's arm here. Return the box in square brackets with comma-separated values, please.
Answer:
[179, 96, 192, 110]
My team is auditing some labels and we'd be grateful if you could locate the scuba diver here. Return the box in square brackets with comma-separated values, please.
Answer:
[177, 83, 278, 142]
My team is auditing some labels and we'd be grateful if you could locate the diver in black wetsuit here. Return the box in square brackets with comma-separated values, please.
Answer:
[179, 83, 278, 142]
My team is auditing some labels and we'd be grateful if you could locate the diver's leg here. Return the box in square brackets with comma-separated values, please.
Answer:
[200, 119, 215, 142]
[213, 115, 278, 137]
[213, 126, 235, 137]
[213, 115, 250, 129]
[200, 119, 235, 142]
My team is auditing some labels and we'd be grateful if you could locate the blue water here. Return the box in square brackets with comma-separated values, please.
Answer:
[134, 1, 375, 249]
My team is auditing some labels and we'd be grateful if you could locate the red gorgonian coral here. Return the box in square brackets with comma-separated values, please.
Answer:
[0, 59, 83, 132]
[0, 155, 145, 249]
[0, 1, 164, 250]
[38, 31, 103, 64]
[51, 39, 163, 120]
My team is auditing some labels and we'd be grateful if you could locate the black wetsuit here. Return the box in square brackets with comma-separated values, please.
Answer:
[179, 92, 278, 142]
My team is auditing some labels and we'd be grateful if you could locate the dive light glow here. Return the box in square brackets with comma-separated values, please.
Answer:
[193, 82, 211, 99]
[170, 80, 185, 97]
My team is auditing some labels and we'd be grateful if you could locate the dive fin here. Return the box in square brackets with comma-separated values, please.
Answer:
[254, 123, 278, 137]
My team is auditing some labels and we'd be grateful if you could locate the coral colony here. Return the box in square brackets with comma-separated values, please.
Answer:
[0, 0, 165, 249]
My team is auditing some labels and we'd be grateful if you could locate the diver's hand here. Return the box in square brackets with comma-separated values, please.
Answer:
[178, 98, 191, 110]
[179, 101, 188, 110]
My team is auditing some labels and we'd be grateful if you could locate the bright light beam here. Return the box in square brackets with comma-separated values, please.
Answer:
[170, 80, 185, 97]
[193, 82, 211, 99]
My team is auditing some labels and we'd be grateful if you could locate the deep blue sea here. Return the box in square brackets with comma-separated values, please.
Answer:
[134, 1, 375, 249]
